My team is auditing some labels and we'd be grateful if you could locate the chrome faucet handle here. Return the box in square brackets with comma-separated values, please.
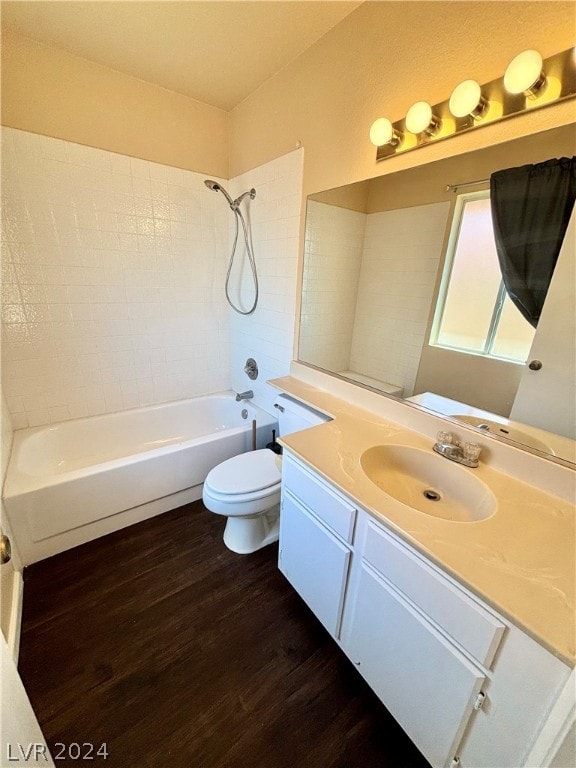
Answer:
[436, 430, 455, 445]
[433, 432, 480, 467]
[461, 442, 481, 463]
[244, 358, 258, 380]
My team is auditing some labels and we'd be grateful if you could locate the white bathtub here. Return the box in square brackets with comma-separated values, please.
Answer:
[3, 393, 277, 564]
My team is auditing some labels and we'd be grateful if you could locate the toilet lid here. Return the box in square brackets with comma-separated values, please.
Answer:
[206, 449, 281, 495]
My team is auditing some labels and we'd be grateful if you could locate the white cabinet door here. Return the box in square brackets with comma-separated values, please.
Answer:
[279, 493, 350, 637]
[346, 564, 485, 768]
[1, 633, 55, 766]
[510, 209, 576, 439]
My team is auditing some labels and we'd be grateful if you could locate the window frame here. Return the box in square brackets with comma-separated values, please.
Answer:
[429, 188, 531, 364]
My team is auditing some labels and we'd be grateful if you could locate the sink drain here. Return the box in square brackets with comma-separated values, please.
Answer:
[423, 489, 441, 501]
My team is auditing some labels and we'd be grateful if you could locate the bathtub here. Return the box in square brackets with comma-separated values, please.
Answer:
[3, 393, 277, 565]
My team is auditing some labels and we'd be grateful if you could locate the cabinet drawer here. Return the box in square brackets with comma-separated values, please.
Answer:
[364, 521, 505, 668]
[282, 456, 356, 543]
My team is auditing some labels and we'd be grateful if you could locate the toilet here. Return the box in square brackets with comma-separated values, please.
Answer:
[203, 394, 330, 554]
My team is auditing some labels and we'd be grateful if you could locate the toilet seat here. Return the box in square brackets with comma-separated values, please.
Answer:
[204, 449, 281, 496]
[203, 449, 282, 517]
[203, 483, 281, 504]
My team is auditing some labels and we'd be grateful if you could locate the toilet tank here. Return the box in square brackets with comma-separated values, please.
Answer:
[275, 394, 331, 436]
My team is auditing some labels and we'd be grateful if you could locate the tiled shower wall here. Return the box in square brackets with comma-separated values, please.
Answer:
[1, 129, 303, 428]
[299, 199, 450, 398]
[300, 200, 365, 373]
[1, 128, 232, 428]
[350, 202, 450, 396]
[229, 149, 303, 414]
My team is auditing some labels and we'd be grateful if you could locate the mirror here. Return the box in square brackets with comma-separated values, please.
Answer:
[299, 125, 575, 465]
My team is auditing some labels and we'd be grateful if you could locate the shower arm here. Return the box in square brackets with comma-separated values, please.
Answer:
[234, 188, 256, 207]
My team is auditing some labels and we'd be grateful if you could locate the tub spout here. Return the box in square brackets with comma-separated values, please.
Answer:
[235, 390, 254, 402]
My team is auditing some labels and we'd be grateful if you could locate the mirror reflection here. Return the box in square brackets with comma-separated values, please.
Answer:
[299, 125, 575, 464]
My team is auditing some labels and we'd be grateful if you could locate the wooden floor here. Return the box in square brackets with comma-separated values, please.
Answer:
[19, 501, 430, 768]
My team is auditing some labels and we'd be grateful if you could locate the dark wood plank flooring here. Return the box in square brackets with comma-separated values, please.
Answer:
[19, 501, 430, 768]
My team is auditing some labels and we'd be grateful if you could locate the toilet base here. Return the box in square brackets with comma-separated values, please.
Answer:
[223, 507, 280, 554]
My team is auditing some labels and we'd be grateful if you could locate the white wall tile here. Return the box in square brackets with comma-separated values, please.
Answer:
[2, 132, 306, 428]
[229, 149, 304, 416]
[1, 128, 232, 427]
[299, 200, 365, 374]
[350, 203, 450, 396]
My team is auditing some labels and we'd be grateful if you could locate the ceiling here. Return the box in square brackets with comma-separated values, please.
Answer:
[1, 1, 363, 111]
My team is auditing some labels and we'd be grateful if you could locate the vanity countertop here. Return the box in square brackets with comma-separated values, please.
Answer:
[270, 376, 575, 667]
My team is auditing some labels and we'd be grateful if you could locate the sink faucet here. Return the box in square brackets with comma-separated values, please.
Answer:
[433, 431, 481, 468]
[235, 390, 254, 402]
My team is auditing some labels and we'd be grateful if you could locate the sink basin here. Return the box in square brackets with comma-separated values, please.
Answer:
[450, 415, 553, 454]
[361, 445, 496, 522]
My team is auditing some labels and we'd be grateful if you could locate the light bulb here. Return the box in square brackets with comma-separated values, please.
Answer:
[370, 118, 392, 145]
[449, 79, 488, 119]
[504, 49, 546, 97]
[405, 101, 441, 135]
[369, 117, 402, 147]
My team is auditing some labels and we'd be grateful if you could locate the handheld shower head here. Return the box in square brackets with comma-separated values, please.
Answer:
[204, 179, 235, 209]
[204, 179, 259, 315]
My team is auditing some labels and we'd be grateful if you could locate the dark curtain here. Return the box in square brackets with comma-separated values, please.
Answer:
[490, 156, 576, 328]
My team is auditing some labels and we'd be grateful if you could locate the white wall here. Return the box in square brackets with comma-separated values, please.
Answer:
[350, 203, 450, 396]
[228, 149, 303, 414]
[1, 128, 231, 428]
[300, 200, 365, 373]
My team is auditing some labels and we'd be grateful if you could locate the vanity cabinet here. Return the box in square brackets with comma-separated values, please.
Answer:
[279, 452, 573, 768]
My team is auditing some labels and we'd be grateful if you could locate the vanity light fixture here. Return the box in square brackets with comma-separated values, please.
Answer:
[449, 79, 488, 119]
[405, 101, 441, 136]
[504, 49, 546, 97]
[369, 117, 403, 147]
[372, 47, 575, 162]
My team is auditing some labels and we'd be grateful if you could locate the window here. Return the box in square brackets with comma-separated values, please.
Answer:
[430, 190, 535, 363]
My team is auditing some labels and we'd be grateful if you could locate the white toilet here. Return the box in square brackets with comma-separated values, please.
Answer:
[203, 394, 330, 554]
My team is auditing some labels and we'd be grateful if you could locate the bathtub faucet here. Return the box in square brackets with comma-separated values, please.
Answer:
[235, 390, 254, 402]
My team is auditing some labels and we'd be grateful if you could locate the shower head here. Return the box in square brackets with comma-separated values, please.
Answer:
[204, 179, 256, 210]
[204, 179, 235, 209]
